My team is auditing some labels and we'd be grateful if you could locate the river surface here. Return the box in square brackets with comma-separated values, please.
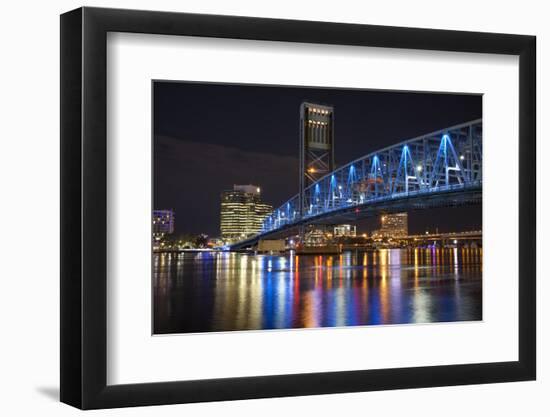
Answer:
[153, 248, 482, 334]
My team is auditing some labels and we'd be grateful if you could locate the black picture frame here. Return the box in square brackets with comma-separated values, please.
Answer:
[60, 6, 536, 409]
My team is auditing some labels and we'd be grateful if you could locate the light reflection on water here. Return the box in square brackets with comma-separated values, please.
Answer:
[154, 248, 482, 334]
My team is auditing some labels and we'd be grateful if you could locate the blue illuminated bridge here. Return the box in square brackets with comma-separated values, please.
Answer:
[231, 119, 482, 250]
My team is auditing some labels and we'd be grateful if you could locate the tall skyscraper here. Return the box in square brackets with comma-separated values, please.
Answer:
[152, 209, 175, 235]
[220, 185, 272, 243]
[374, 212, 408, 238]
[152, 209, 175, 248]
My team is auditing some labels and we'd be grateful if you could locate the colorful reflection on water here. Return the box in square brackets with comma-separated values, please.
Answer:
[153, 248, 482, 334]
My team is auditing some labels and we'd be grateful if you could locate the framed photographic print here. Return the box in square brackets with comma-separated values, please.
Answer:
[60, 7, 536, 409]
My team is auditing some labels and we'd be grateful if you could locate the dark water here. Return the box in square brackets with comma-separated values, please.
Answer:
[153, 248, 482, 334]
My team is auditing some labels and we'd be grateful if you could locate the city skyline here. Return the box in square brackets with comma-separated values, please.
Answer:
[153, 81, 483, 335]
[154, 81, 482, 237]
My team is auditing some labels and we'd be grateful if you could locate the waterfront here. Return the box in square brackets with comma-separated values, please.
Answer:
[153, 248, 482, 334]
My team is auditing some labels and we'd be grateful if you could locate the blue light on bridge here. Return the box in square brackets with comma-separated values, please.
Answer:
[239, 120, 482, 244]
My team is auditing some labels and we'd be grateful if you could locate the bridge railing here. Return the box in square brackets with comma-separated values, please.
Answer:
[261, 119, 482, 234]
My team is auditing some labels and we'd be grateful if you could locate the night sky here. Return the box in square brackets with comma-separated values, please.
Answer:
[153, 81, 482, 237]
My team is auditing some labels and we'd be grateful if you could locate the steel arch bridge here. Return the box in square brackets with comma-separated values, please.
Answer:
[231, 119, 482, 249]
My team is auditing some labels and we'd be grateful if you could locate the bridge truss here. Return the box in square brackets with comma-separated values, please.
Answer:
[261, 119, 482, 235]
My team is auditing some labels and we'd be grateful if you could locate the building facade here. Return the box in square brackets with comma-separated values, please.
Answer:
[152, 209, 175, 235]
[373, 212, 408, 238]
[334, 224, 357, 237]
[220, 185, 272, 243]
[152, 209, 175, 249]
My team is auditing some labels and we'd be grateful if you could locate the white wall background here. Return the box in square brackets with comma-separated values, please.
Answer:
[0, 0, 546, 415]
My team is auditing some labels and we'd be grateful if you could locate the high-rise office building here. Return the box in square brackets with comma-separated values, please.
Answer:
[152, 209, 175, 235]
[152, 209, 175, 249]
[220, 185, 272, 243]
[374, 212, 408, 238]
